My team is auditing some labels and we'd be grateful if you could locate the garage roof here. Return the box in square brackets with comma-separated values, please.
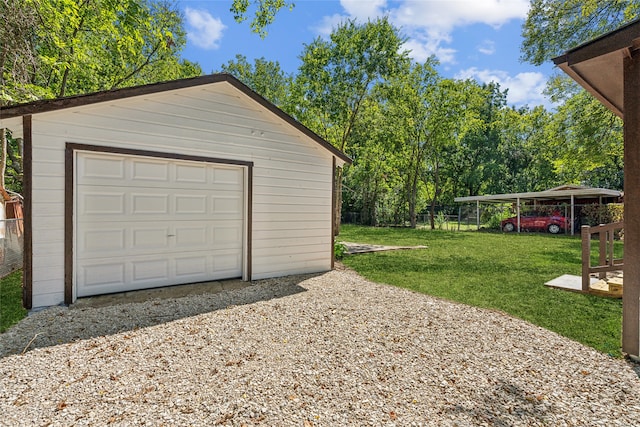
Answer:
[0, 73, 352, 164]
[552, 18, 640, 118]
[454, 185, 622, 204]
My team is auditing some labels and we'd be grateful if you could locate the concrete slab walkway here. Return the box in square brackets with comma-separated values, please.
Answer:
[340, 241, 428, 254]
[71, 279, 251, 309]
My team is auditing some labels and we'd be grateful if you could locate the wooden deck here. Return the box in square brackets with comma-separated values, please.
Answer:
[545, 272, 623, 298]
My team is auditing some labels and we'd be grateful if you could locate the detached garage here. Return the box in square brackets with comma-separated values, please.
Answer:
[0, 74, 351, 309]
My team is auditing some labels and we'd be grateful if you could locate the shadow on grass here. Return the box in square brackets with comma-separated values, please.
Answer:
[0, 274, 316, 358]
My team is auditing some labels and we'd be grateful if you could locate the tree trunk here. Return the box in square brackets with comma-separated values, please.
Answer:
[0, 129, 7, 189]
[334, 166, 343, 236]
[429, 160, 441, 230]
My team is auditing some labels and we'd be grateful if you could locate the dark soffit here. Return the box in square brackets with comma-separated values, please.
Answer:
[552, 19, 640, 118]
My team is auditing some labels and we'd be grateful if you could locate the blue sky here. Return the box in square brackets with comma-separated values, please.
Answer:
[178, 0, 556, 109]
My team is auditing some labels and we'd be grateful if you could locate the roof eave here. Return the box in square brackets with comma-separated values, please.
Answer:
[0, 73, 352, 165]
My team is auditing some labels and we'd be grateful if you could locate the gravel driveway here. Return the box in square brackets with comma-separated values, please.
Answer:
[1, 267, 639, 426]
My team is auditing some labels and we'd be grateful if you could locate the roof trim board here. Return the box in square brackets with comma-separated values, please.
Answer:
[552, 18, 640, 118]
[0, 73, 352, 164]
[455, 187, 622, 204]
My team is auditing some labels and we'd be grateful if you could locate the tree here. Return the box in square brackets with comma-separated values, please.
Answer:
[383, 59, 441, 228]
[293, 18, 410, 233]
[220, 54, 292, 107]
[522, 0, 640, 66]
[495, 106, 557, 193]
[0, 0, 202, 193]
[445, 83, 507, 198]
[521, 0, 629, 192]
[230, 0, 294, 37]
[544, 90, 623, 187]
[30, 0, 200, 99]
[0, 0, 41, 105]
[421, 79, 483, 229]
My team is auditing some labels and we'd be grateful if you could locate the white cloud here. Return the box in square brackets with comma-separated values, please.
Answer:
[455, 67, 549, 107]
[478, 40, 496, 55]
[340, 0, 387, 20]
[390, 0, 529, 32]
[318, 0, 530, 66]
[404, 30, 456, 64]
[185, 8, 226, 50]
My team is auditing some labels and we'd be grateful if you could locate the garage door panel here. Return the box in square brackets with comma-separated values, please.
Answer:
[79, 192, 125, 215]
[132, 259, 170, 283]
[81, 155, 125, 179]
[81, 228, 126, 253]
[175, 256, 208, 277]
[213, 223, 243, 245]
[176, 194, 207, 214]
[175, 226, 208, 246]
[76, 151, 245, 297]
[175, 163, 207, 183]
[132, 193, 170, 215]
[80, 263, 126, 290]
[131, 158, 170, 182]
[214, 167, 243, 185]
[132, 226, 171, 249]
[213, 252, 242, 272]
[76, 249, 242, 297]
[213, 197, 242, 215]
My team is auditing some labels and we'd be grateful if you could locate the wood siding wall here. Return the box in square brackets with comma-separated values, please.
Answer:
[28, 83, 334, 307]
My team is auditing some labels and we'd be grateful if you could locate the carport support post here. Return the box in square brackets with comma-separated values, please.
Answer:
[516, 197, 521, 233]
[476, 200, 480, 230]
[571, 195, 575, 236]
[623, 50, 640, 358]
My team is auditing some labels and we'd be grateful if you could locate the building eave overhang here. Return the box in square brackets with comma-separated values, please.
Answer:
[552, 18, 640, 118]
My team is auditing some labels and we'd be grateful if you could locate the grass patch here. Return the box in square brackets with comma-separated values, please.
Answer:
[338, 224, 623, 357]
[0, 270, 26, 333]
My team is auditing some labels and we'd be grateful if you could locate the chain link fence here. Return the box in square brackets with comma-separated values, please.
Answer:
[343, 202, 624, 233]
[0, 218, 23, 278]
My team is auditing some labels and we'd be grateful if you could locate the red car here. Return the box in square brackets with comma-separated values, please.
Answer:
[501, 212, 570, 234]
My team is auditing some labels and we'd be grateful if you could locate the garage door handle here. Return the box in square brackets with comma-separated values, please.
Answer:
[167, 234, 176, 237]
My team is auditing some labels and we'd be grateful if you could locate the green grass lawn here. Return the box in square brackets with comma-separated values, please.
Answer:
[338, 224, 624, 357]
[0, 270, 26, 333]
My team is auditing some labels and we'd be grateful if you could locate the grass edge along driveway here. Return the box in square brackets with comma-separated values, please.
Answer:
[338, 225, 623, 358]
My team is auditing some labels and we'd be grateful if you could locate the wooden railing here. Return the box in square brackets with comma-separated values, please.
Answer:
[581, 222, 624, 291]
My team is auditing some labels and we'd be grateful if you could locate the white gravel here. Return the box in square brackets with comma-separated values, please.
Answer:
[1, 267, 639, 426]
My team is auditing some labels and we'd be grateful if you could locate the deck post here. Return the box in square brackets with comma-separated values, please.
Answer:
[581, 225, 591, 292]
[623, 50, 640, 358]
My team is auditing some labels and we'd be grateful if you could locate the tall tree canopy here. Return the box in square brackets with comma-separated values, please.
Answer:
[522, 0, 640, 65]
[220, 54, 292, 108]
[1, 0, 201, 105]
[293, 17, 409, 232]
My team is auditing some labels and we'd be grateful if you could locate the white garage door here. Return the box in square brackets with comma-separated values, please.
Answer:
[75, 151, 245, 297]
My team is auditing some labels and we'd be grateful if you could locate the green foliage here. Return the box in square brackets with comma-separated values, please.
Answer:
[220, 54, 293, 108]
[545, 89, 623, 188]
[1, 0, 202, 192]
[521, 0, 640, 66]
[230, 0, 294, 37]
[0, 270, 26, 333]
[338, 225, 623, 357]
[581, 203, 624, 226]
[333, 242, 347, 260]
[1, 0, 202, 103]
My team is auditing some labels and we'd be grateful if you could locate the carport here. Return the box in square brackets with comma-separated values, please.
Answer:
[454, 185, 621, 235]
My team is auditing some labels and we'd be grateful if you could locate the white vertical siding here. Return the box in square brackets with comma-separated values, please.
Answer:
[27, 83, 334, 307]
